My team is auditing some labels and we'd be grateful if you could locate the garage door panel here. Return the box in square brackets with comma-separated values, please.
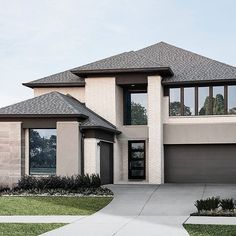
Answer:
[164, 144, 236, 183]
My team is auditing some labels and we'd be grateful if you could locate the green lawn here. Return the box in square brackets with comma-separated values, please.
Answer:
[0, 223, 65, 236]
[184, 224, 236, 236]
[0, 196, 112, 215]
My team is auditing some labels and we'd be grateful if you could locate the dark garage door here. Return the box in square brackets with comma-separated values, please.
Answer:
[100, 141, 113, 185]
[164, 144, 236, 183]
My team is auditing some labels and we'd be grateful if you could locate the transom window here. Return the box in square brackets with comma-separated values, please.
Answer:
[169, 85, 236, 116]
[29, 129, 56, 175]
[124, 88, 147, 125]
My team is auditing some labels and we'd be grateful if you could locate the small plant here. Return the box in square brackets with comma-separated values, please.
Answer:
[91, 174, 101, 188]
[220, 199, 235, 211]
[195, 197, 220, 212]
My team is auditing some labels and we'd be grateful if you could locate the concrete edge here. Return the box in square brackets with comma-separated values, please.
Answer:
[185, 216, 236, 225]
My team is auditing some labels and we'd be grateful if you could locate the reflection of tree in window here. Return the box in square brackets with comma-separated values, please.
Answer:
[199, 96, 211, 115]
[213, 94, 224, 115]
[169, 102, 192, 116]
[29, 129, 56, 175]
[131, 101, 147, 125]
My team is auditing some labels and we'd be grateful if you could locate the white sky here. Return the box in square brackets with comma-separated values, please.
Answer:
[0, 0, 236, 107]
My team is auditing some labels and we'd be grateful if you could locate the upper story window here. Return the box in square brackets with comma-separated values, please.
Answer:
[29, 129, 56, 175]
[124, 88, 147, 125]
[169, 85, 235, 117]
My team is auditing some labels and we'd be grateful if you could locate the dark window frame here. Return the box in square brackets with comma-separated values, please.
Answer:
[29, 128, 57, 176]
[123, 88, 148, 125]
[169, 84, 233, 117]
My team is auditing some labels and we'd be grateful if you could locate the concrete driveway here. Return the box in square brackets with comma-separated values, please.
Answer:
[42, 184, 236, 236]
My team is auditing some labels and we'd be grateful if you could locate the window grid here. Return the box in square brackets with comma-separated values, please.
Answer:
[169, 85, 235, 116]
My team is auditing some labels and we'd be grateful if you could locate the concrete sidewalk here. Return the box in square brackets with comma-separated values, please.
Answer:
[0, 215, 86, 223]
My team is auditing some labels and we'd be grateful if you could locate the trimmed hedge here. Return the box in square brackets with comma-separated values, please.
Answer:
[15, 174, 101, 191]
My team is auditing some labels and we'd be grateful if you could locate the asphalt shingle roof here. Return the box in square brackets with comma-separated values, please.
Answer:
[73, 51, 165, 71]
[137, 42, 236, 83]
[23, 42, 236, 86]
[23, 70, 85, 88]
[0, 92, 117, 132]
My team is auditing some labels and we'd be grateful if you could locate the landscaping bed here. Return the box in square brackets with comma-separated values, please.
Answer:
[0, 223, 66, 236]
[184, 224, 236, 236]
[191, 197, 236, 217]
[0, 175, 113, 215]
[0, 174, 113, 197]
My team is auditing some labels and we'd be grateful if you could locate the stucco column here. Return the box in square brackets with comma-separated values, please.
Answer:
[0, 122, 22, 187]
[84, 138, 100, 174]
[56, 121, 81, 176]
[148, 75, 164, 184]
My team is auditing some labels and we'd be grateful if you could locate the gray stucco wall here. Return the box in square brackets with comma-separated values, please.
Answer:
[0, 122, 22, 186]
[56, 121, 81, 176]
[164, 123, 236, 144]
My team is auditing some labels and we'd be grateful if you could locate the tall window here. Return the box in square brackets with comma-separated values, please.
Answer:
[213, 86, 225, 115]
[169, 88, 181, 116]
[198, 87, 210, 115]
[184, 87, 195, 116]
[228, 86, 236, 114]
[124, 90, 147, 125]
[29, 129, 56, 175]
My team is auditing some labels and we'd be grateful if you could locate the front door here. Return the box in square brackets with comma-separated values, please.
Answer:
[100, 142, 113, 184]
[128, 141, 145, 179]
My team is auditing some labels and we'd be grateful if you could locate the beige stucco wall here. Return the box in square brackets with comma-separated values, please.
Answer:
[0, 122, 22, 186]
[148, 75, 163, 184]
[85, 77, 117, 124]
[56, 121, 81, 176]
[34, 87, 85, 103]
[84, 138, 100, 175]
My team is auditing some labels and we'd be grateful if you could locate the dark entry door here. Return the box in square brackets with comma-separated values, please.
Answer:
[128, 141, 145, 179]
[100, 142, 113, 185]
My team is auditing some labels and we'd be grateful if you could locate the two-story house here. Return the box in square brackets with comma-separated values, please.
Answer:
[1, 42, 236, 186]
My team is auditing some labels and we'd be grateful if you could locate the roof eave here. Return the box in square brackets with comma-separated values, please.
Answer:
[72, 67, 174, 77]
[80, 125, 121, 134]
[162, 77, 236, 86]
[0, 114, 88, 119]
[22, 82, 86, 88]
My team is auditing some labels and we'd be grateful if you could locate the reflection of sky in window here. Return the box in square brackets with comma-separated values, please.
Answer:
[228, 86, 236, 108]
[34, 129, 56, 139]
[170, 88, 180, 102]
[213, 86, 224, 98]
[131, 93, 147, 109]
[198, 87, 208, 111]
[184, 87, 195, 115]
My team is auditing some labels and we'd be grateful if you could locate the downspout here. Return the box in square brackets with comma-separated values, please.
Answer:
[80, 131, 85, 175]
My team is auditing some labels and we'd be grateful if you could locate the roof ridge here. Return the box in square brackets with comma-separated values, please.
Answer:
[140, 41, 236, 70]
[65, 94, 117, 129]
[55, 92, 82, 114]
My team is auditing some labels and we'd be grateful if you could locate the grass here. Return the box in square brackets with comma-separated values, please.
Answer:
[0, 223, 66, 236]
[184, 224, 236, 236]
[0, 196, 112, 215]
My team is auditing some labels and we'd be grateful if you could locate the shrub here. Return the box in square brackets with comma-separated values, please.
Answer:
[91, 174, 101, 188]
[15, 174, 101, 191]
[195, 197, 220, 212]
[0, 185, 10, 193]
[220, 198, 235, 211]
